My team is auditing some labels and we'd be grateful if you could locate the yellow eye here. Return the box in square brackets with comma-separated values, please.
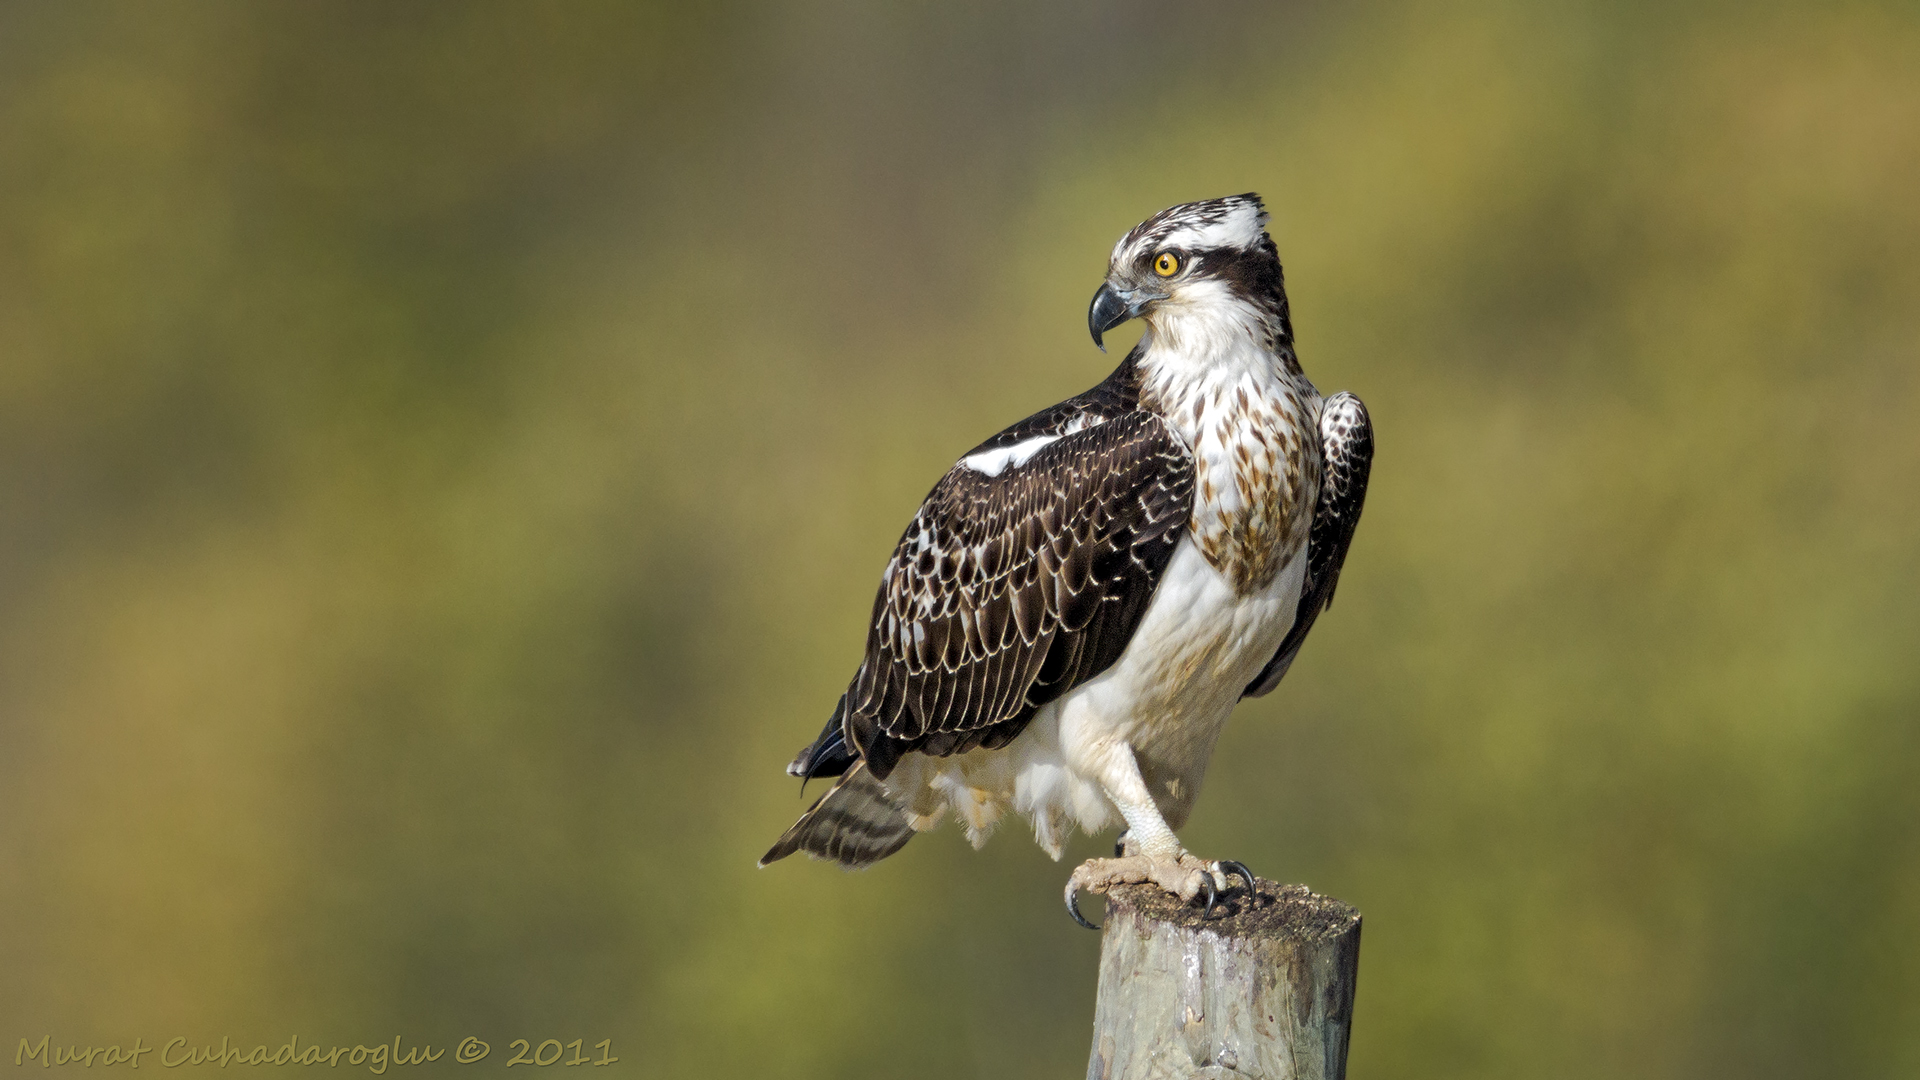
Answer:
[1153, 251, 1181, 277]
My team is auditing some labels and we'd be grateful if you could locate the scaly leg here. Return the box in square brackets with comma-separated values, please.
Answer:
[1064, 744, 1256, 929]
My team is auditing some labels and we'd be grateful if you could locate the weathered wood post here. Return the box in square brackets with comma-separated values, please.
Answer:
[1086, 879, 1361, 1080]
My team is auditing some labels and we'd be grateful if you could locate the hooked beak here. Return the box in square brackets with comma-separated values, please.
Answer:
[1087, 282, 1163, 351]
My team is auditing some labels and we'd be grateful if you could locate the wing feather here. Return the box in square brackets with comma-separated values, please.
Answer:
[843, 408, 1195, 777]
[1244, 391, 1373, 698]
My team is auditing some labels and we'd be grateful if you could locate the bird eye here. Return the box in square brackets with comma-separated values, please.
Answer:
[1153, 251, 1181, 277]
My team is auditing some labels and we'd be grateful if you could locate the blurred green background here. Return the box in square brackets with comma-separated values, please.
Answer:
[3, 1, 1917, 1076]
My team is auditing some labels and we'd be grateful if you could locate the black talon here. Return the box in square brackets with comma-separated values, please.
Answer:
[1199, 874, 1220, 920]
[1066, 883, 1100, 931]
[1113, 840, 1126, 858]
[1219, 860, 1258, 900]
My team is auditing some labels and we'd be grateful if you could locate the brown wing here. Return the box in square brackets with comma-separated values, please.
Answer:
[1244, 391, 1373, 698]
[845, 410, 1194, 779]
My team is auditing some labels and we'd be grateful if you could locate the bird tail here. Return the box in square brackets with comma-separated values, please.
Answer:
[759, 761, 916, 869]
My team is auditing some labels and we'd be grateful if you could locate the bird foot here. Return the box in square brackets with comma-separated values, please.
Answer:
[1064, 853, 1257, 929]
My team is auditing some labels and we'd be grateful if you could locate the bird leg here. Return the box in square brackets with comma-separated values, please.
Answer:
[1064, 745, 1257, 929]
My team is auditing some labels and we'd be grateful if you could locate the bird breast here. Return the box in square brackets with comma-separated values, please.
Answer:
[1150, 361, 1319, 597]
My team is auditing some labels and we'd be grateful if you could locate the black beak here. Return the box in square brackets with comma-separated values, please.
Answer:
[1088, 282, 1132, 352]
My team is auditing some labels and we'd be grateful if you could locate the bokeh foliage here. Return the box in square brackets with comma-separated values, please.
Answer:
[2, 1, 1917, 1076]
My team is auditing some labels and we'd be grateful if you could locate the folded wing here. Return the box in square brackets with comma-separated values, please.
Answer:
[846, 409, 1195, 778]
[1244, 390, 1374, 698]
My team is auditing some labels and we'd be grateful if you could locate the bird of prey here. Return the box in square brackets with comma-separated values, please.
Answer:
[760, 194, 1372, 928]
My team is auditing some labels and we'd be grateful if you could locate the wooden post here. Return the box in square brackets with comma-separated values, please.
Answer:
[1086, 879, 1361, 1080]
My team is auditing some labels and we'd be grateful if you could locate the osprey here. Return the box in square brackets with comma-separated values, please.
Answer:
[761, 194, 1373, 927]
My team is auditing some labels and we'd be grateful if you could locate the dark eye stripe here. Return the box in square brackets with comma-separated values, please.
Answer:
[1174, 241, 1291, 329]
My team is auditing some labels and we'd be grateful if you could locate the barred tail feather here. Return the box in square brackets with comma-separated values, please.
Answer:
[758, 762, 916, 869]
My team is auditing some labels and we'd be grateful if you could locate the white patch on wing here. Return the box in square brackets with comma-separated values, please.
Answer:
[960, 413, 1106, 478]
[960, 433, 1059, 477]
[960, 432, 1052, 474]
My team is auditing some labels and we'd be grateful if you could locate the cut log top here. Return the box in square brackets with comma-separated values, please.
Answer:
[1101, 879, 1360, 940]
[1089, 879, 1362, 1080]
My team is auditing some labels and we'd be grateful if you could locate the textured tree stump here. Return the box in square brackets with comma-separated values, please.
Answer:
[1086, 880, 1361, 1080]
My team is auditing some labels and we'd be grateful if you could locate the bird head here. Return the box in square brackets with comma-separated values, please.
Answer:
[1088, 193, 1290, 352]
